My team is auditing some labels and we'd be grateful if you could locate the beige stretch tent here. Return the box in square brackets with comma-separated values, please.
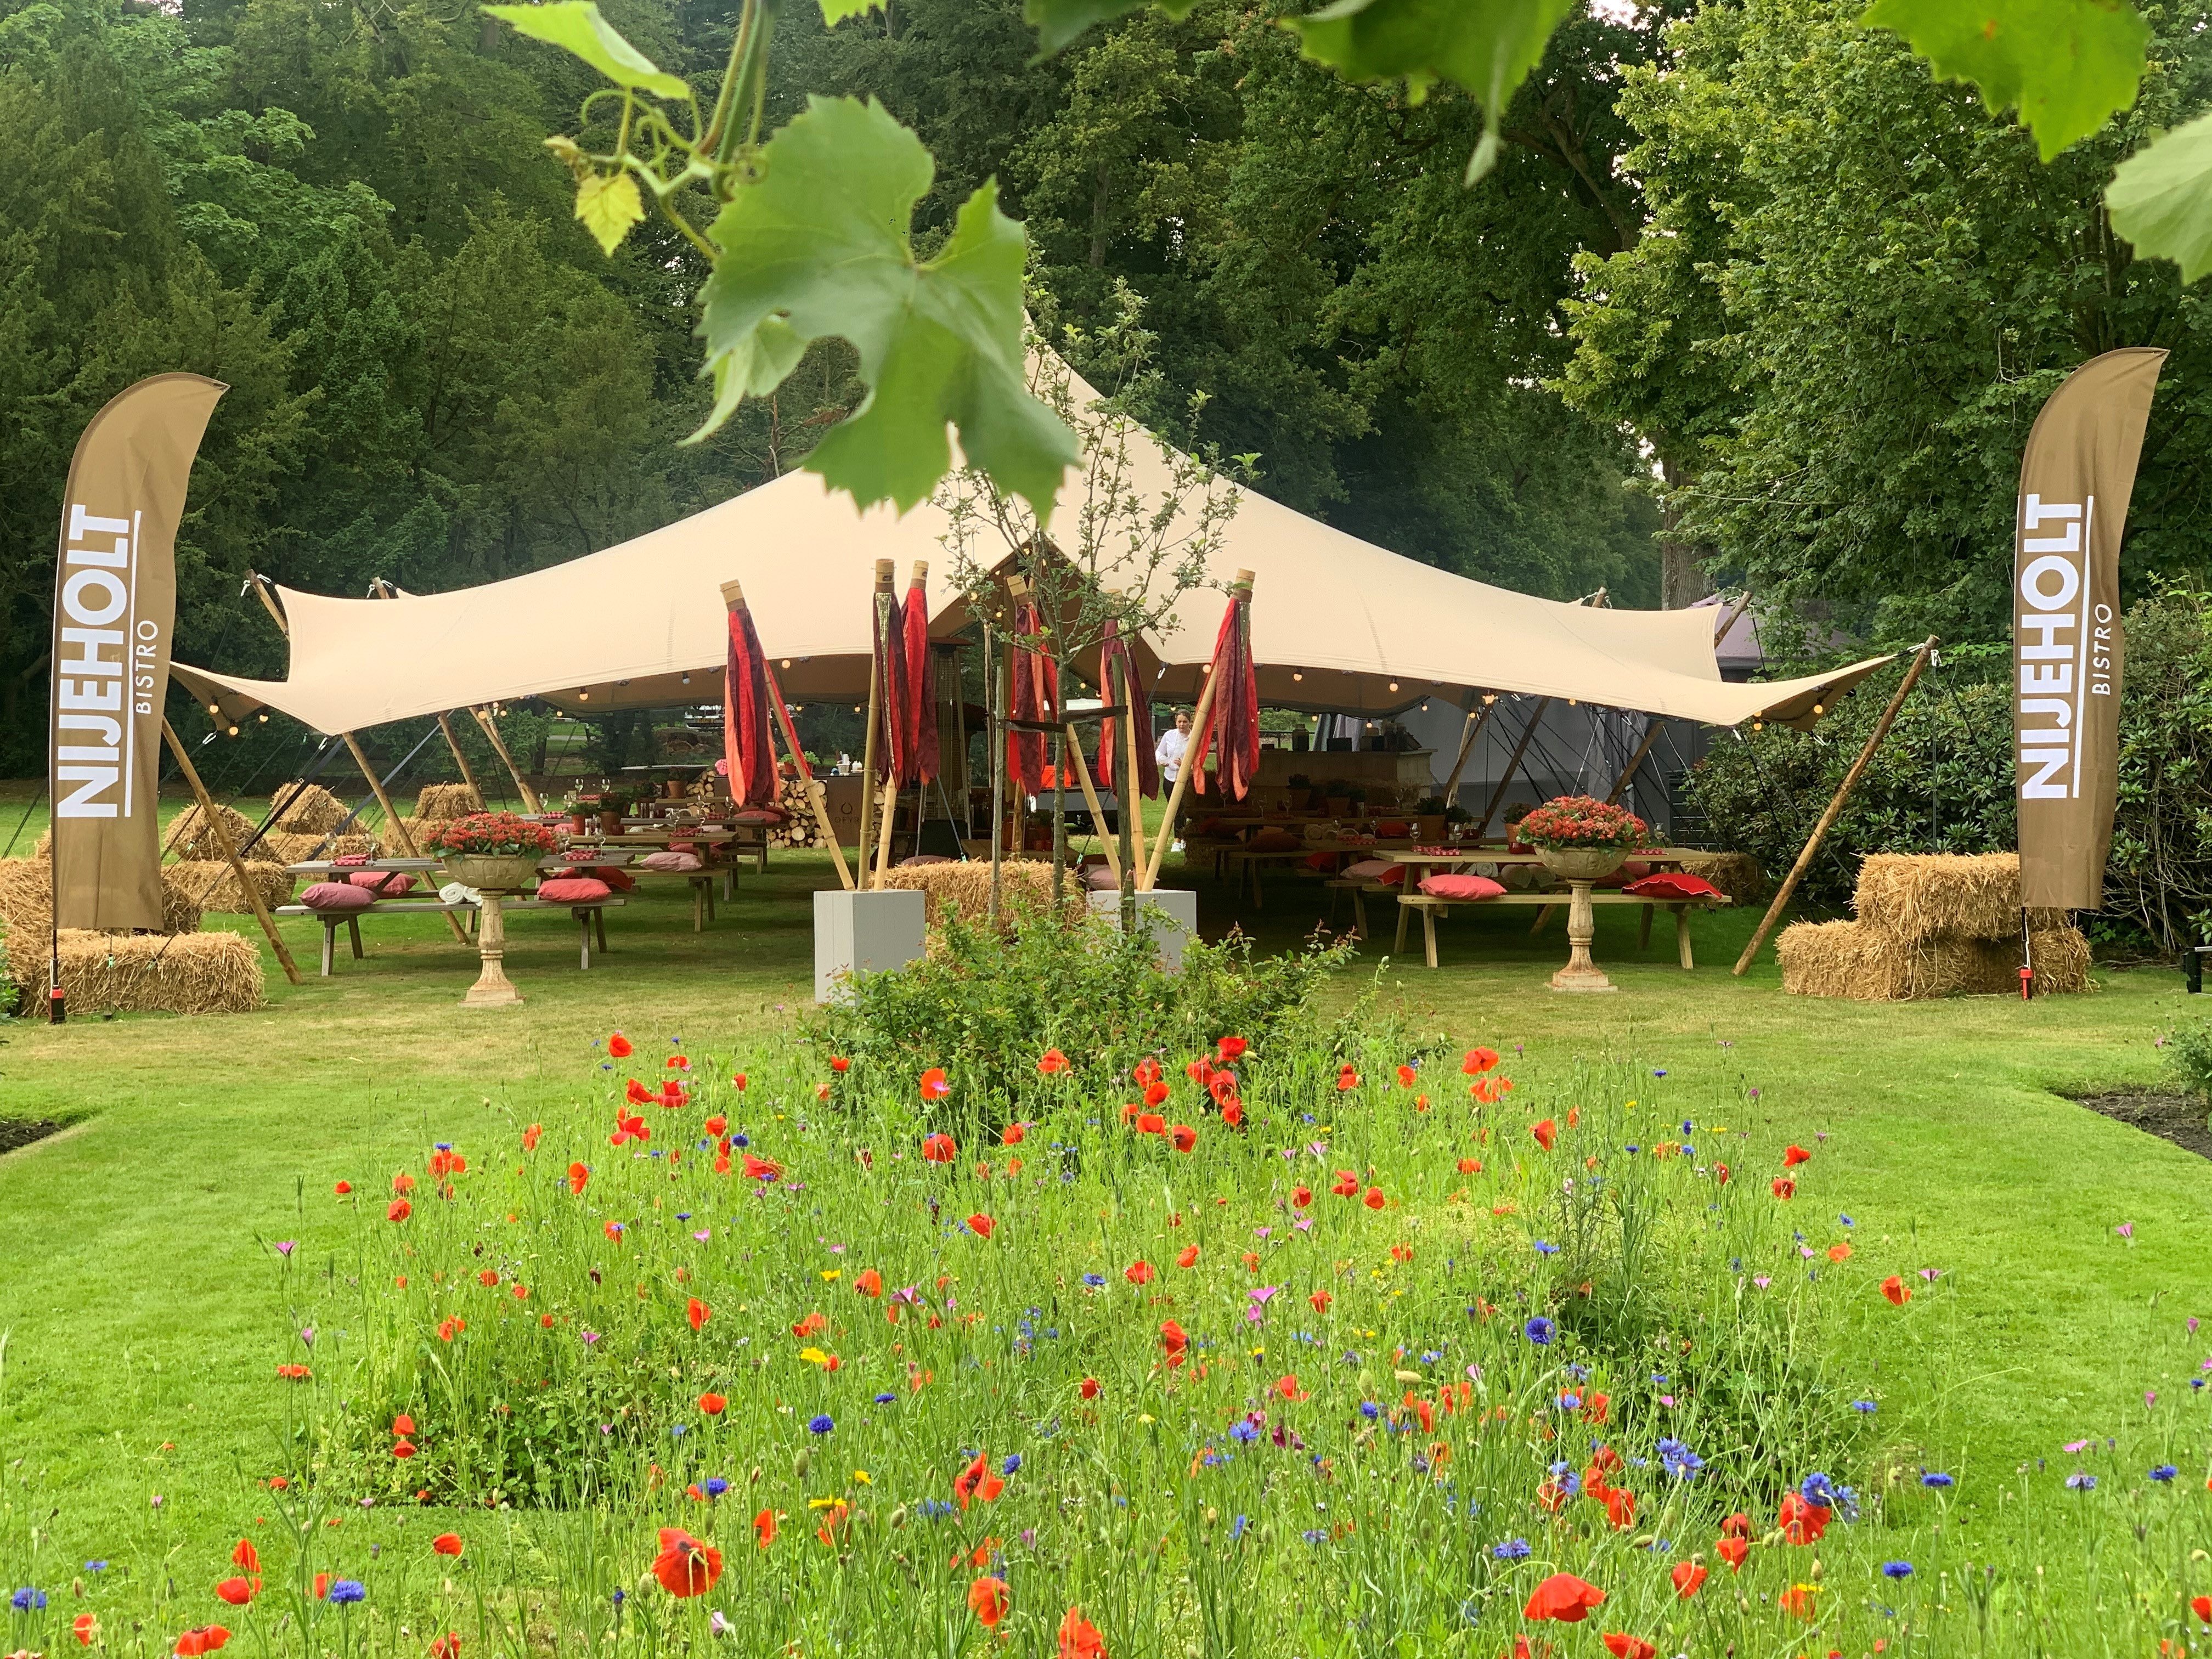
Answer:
[174, 379, 1889, 736]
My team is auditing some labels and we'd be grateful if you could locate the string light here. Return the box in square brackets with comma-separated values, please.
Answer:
[578, 690, 590, 701]
[1811, 702, 1824, 715]
[1291, 671, 1303, 682]
[1387, 681, 1398, 692]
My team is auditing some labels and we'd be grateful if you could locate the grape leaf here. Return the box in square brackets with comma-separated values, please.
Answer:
[482, 2, 691, 100]
[1861, 0, 2149, 161]
[693, 94, 1077, 522]
[1023, 0, 1199, 55]
[2107, 111, 2212, 282]
[574, 172, 644, 255]
[1283, 0, 1576, 183]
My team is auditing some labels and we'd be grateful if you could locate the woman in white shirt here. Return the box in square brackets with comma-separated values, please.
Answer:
[1156, 708, 1193, 782]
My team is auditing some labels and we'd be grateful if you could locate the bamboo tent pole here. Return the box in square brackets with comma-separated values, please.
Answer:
[987, 623, 1007, 926]
[1713, 589, 1756, 646]
[856, 559, 891, 889]
[1471, 698, 1550, 838]
[1604, 720, 1663, 806]
[435, 712, 486, 801]
[1731, 636, 1939, 976]
[162, 718, 303, 985]
[1064, 724, 1121, 887]
[1121, 653, 1149, 889]
[342, 730, 470, 943]
[1436, 696, 1496, 806]
[469, 707, 542, 812]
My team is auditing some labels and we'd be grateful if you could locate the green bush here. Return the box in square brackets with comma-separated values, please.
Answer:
[2164, 1018, 2212, 1103]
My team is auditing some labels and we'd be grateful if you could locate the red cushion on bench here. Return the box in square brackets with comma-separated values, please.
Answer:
[1374, 819, 1409, 838]
[1341, 859, 1406, 886]
[301, 881, 375, 911]
[349, 871, 415, 898]
[1592, 860, 1652, 889]
[1418, 873, 1505, 902]
[537, 877, 612, 903]
[1622, 872, 1723, 901]
[1250, 828, 1303, 852]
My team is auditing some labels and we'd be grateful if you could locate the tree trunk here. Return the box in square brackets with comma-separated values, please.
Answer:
[1656, 456, 1713, 610]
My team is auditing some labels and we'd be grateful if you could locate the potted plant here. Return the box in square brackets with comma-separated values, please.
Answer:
[1413, 795, 1448, 842]
[1286, 772, 1314, 812]
[1515, 795, 1649, 882]
[1321, 778, 1353, 817]
[1342, 782, 1368, 819]
[426, 811, 558, 891]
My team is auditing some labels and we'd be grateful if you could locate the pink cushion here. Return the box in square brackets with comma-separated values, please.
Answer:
[537, 877, 613, 903]
[641, 850, 704, 872]
[1084, 863, 1121, 891]
[301, 881, 375, 911]
[1374, 820, 1409, 838]
[1419, 873, 1505, 902]
[732, 808, 786, 826]
[554, 865, 636, 891]
[349, 871, 415, 898]
[1623, 872, 1723, 901]
[1250, 829, 1302, 852]
[1342, 859, 1406, 886]
[332, 853, 369, 867]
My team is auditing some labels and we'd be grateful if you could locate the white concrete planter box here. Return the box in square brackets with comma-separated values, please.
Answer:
[814, 889, 927, 1003]
[1087, 887, 1200, 972]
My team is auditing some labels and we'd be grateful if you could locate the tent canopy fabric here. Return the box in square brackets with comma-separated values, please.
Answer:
[174, 381, 1891, 737]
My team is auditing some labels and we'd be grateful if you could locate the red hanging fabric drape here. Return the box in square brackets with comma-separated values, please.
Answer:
[900, 572, 938, 786]
[721, 595, 776, 808]
[1188, 584, 1260, 802]
[872, 579, 909, 786]
[1095, 617, 1158, 799]
[1006, 599, 1056, 793]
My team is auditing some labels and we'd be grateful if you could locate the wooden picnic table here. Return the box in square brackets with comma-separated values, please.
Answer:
[1378, 847, 1723, 970]
[275, 893, 628, 975]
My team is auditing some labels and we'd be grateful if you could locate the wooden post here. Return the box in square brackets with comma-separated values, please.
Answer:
[1713, 589, 1755, 646]
[246, 572, 289, 636]
[1120, 653, 1148, 890]
[1605, 720, 1663, 806]
[1472, 698, 1550, 838]
[987, 622, 1007, 926]
[343, 730, 470, 944]
[1437, 696, 1496, 806]
[1142, 570, 1254, 891]
[162, 718, 303, 986]
[435, 712, 485, 802]
[1731, 636, 1939, 977]
[857, 559, 892, 888]
[1064, 723, 1120, 887]
[470, 707, 542, 812]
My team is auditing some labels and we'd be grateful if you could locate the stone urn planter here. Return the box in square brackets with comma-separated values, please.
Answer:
[1536, 844, 1629, 992]
[442, 854, 543, 1007]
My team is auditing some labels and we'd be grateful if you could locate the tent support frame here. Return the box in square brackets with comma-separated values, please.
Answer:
[162, 716, 304, 985]
[1472, 698, 1550, 838]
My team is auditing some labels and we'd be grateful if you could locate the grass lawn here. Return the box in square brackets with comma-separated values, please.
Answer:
[2, 827, 2207, 1608]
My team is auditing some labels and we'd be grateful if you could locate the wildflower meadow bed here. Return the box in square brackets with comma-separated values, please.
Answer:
[7, 917, 2212, 1659]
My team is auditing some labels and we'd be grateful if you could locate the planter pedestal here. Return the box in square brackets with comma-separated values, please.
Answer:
[1548, 880, 1617, 994]
[1086, 888, 1199, 972]
[814, 889, 927, 1003]
[464, 890, 525, 1006]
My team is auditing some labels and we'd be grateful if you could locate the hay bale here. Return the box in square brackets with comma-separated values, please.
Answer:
[1853, 853, 2064, 941]
[0, 857, 201, 947]
[33, 928, 264, 1013]
[167, 802, 258, 861]
[1677, 851, 1766, 905]
[878, 860, 1063, 932]
[269, 782, 348, 834]
[1779, 917, 2092, 1000]
[261, 828, 380, 864]
[168, 859, 295, 915]
[414, 782, 483, 822]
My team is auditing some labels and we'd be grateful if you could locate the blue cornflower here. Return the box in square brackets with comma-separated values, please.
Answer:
[1681, 1120, 1693, 1135]
[612, 1589, 625, 1606]
[808, 1414, 834, 1435]
[704, 1477, 730, 1497]
[1547, 1462, 1582, 1499]
[1799, 1472, 1837, 1509]
[1650, 1374, 1668, 1387]
[671, 1424, 687, 1437]
[1359, 1401, 1381, 1420]
[1564, 1363, 1591, 1381]
[1533, 1240, 1560, 1256]
[1625, 1144, 1639, 1155]
[873, 1392, 896, 1404]
[917, 1499, 956, 1519]
[1001, 1454, 1022, 1475]
[83, 1564, 106, 1575]
[1491, 1538, 1531, 1560]
[1882, 1562, 1913, 1579]
[1839, 1214, 1854, 1227]
[2066, 1471, 2097, 1491]
[729, 1133, 749, 1148]
[327, 1581, 367, 1605]
[1555, 1392, 1581, 1412]
[2150, 1465, 2179, 1482]
[1420, 1350, 1443, 1365]
[1229, 1420, 1261, 1443]
[1301, 1529, 1328, 1546]
[1523, 1316, 1555, 1346]
[1081, 1273, 1106, 1288]
[1231, 1514, 1248, 1541]
[1851, 1400, 1878, 1413]
[1921, 1471, 1954, 1488]
[10, 1589, 46, 1613]
[1657, 1437, 1704, 1481]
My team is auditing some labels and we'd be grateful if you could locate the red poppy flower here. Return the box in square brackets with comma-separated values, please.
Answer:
[625, 1077, 652, 1105]
[603, 1221, 623, 1241]
[476, 1268, 498, 1289]
[387, 1198, 412, 1223]
[830, 1054, 851, 1073]
[1778, 1491, 1830, 1545]
[1176, 1245, 1199, 1268]
[814, 1498, 851, 1547]
[954, 1211, 990, 1240]
[1713, 1161, 1730, 1184]
[684, 1296, 710, 1332]
[1125, 1260, 1155, 1285]
[1601, 1636, 1655, 1659]
[920, 1068, 952, 1100]
[1671, 1562, 1707, 1599]
[1782, 1144, 1811, 1167]
[430, 1634, 462, 1659]
[742, 1153, 781, 1182]
[275, 1363, 311, 1381]
[1079, 1377, 1099, 1400]
[73, 1613, 98, 1646]
[753, 1508, 776, 1547]
[1602, 1485, 1636, 1529]
[1037, 1049, 1070, 1075]
[1454, 1155, 1483, 1175]
[954, 1453, 1006, 1509]
[702, 1114, 727, 1137]
[611, 1112, 648, 1145]
[1170, 1124, 1198, 1153]
[1770, 1177, 1796, 1200]
[1584, 1391, 1611, 1425]
[393, 1437, 417, 1459]
[1463, 1046, 1500, 1075]
[1330, 1171, 1359, 1197]
[608, 1033, 633, 1058]
[174, 1626, 232, 1656]
[437, 1316, 465, 1342]
[213, 1578, 255, 1607]
[1531, 1119, 1558, 1151]
[1389, 1243, 1413, 1263]
[1160, 1319, 1189, 1363]
[1881, 1274, 1911, 1306]
[1523, 1572, 1605, 1623]
[1058, 1606, 1106, 1659]
[967, 1575, 1010, 1629]
[1002, 1122, 1026, 1145]
[855, 1268, 883, 1297]
[792, 1311, 826, 1338]
[1221, 1099, 1244, 1128]
[1136, 1113, 1167, 1136]
[1778, 1584, 1818, 1620]
[1309, 1290, 1332, 1312]
[1240, 1249, 1260, 1272]
[313, 1574, 330, 1599]
[1293, 1185, 1313, 1207]
[1720, 1511, 1750, 1537]
[698, 1392, 726, 1415]
[1273, 1374, 1306, 1401]
[1716, 1536, 1750, 1571]
[2194, 1595, 2211, 1623]
[1362, 1186, 1385, 1210]
[1187, 1057, 1215, 1087]
[334, 1181, 352, 1195]
[1216, 1036, 1248, 1061]
[1335, 1065, 1359, 1091]
[1208, 1073, 1239, 1107]
[650, 1527, 723, 1596]
[1142, 1080, 1170, 1108]
[1393, 1064, 1417, 1088]
[430, 1532, 464, 1558]
[922, 1132, 957, 1163]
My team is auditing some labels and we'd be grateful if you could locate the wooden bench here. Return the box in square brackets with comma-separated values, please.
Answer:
[277, 895, 627, 975]
[1324, 876, 1392, 936]
[1393, 889, 1730, 970]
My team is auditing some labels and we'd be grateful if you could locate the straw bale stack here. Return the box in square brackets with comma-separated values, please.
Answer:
[415, 783, 483, 822]
[167, 802, 258, 861]
[878, 860, 1064, 933]
[0, 856, 201, 946]
[269, 782, 348, 834]
[1676, 851, 1765, 905]
[168, 859, 295, 915]
[1779, 920, 2090, 1001]
[33, 929, 264, 1013]
[261, 829, 380, 864]
[1853, 853, 2066, 940]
